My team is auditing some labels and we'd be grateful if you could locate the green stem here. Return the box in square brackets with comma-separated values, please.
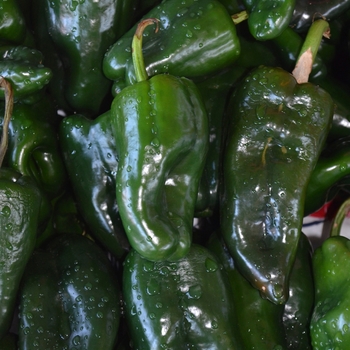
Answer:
[231, 10, 248, 25]
[292, 19, 330, 83]
[330, 197, 350, 237]
[0, 77, 13, 168]
[132, 18, 160, 83]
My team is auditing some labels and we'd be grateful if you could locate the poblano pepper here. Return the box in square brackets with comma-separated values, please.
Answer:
[221, 20, 333, 304]
[18, 233, 121, 350]
[123, 244, 242, 349]
[103, 0, 242, 94]
[0, 77, 42, 340]
[310, 197, 350, 349]
[111, 19, 208, 261]
[59, 111, 130, 259]
[242, 0, 296, 40]
[35, 0, 138, 116]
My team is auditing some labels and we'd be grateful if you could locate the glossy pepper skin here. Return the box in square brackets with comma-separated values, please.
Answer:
[59, 111, 130, 259]
[0, 168, 41, 340]
[207, 231, 288, 349]
[282, 232, 314, 349]
[103, 0, 241, 94]
[123, 244, 242, 349]
[304, 136, 350, 216]
[18, 233, 121, 350]
[0, 46, 52, 101]
[36, 0, 138, 116]
[310, 234, 350, 349]
[112, 73, 208, 261]
[0, 98, 67, 199]
[221, 65, 333, 304]
[242, 0, 296, 40]
[290, 0, 350, 33]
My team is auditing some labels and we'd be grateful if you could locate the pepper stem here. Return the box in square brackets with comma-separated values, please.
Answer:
[231, 10, 248, 25]
[132, 18, 160, 83]
[0, 77, 13, 168]
[330, 198, 350, 237]
[292, 19, 330, 84]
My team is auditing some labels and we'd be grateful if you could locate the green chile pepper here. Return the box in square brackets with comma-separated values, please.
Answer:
[221, 20, 333, 304]
[123, 244, 242, 349]
[111, 19, 208, 261]
[242, 0, 296, 40]
[18, 233, 121, 350]
[35, 0, 138, 116]
[304, 136, 350, 216]
[282, 232, 314, 349]
[59, 111, 130, 259]
[0, 77, 42, 340]
[0, 46, 52, 101]
[207, 231, 288, 349]
[103, 0, 241, 94]
[0, 97, 67, 199]
[310, 197, 350, 349]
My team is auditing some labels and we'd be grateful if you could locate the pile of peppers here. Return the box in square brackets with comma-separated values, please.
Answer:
[3, 0, 350, 348]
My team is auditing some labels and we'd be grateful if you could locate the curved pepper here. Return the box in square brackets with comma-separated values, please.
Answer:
[304, 136, 350, 216]
[0, 97, 67, 199]
[111, 19, 208, 261]
[103, 0, 241, 94]
[123, 244, 242, 349]
[242, 0, 296, 40]
[0, 77, 42, 340]
[221, 20, 333, 304]
[59, 111, 130, 259]
[290, 0, 350, 33]
[37, 0, 138, 116]
[18, 233, 121, 349]
[0, 46, 52, 101]
[310, 197, 350, 349]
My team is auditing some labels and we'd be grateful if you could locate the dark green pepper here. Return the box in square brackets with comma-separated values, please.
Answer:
[242, 0, 296, 40]
[207, 231, 288, 349]
[103, 0, 241, 94]
[290, 0, 350, 33]
[310, 197, 350, 349]
[111, 19, 208, 261]
[123, 244, 242, 349]
[0, 96, 67, 199]
[221, 20, 333, 303]
[35, 0, 138, 116]
[304, 136, 350, 216]
[59, 111, 130, 259]
[0, 77, 42, 340]
[18, 233, 121, 349]
[0, 46, 52, 101]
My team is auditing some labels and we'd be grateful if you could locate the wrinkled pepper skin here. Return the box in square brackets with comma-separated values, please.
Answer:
[123, 244, 242, 349]
[0, 99, 67, 199]
[221, 65, 333, 304]
[0, 169, 41, 340]
[103, 0, 240, 94]
[207, 231, 288, 349]
[0, 46, 52, 101]
[38, 0, 137, 116]
[242, 0, 296, 40]
[18, 233, 121, 350]
[283, 232, 314, 349]
[310, 235, 350, 349]
[59, 111, 130, 259]
[111, 74, 208, 261]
